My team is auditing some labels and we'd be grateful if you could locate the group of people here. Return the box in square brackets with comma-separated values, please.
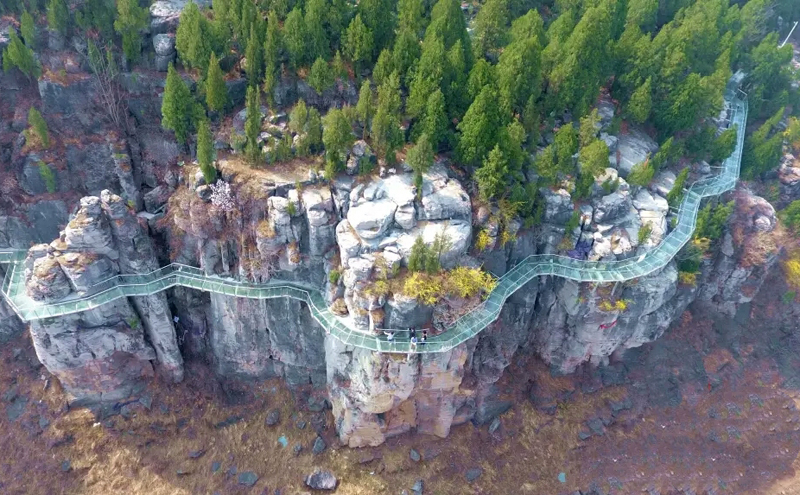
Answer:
[383, 328, 428, 348]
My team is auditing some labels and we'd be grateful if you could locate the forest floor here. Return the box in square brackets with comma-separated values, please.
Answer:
[3, 265, 800, 495]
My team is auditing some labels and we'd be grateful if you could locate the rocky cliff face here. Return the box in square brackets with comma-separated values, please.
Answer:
[0, 16, 785, 449]
[24, 192, 183, 402]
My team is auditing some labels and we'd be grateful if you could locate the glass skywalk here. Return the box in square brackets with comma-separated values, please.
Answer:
[0, 95, 748, 354]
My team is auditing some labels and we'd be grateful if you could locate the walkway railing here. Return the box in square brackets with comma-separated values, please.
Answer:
[0, 95, 748, 354]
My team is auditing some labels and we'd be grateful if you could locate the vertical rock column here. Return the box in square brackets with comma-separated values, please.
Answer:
[100, 191, 184, 382]
[326, 335, 473, 447]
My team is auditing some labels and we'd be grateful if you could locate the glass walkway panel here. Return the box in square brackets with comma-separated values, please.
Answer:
[0, 96, 748, 354]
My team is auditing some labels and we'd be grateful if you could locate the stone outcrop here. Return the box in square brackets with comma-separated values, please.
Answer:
[24, 191, 183, 402]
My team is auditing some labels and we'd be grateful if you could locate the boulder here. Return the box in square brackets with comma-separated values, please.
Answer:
[152, 34, 175, 56]
[347, 199, 397, 240]
[144, 185, 171, 213]
[650, 171, 676, 198]
[632, 189, 668, 214]
[150, 0, 212, 34]
[418, 180, 471, 222]
[154, 54, 175, 72]
[540, 188, 574, 225]
[26, 255, 71, 301]
[616, 128, 659, 178]
[596, 98, 615, 125]
[305, 469, 338, 490]
[56, 252, 117, 292]
[593, 191, 632, 224]
[20, 156, 56, 196]
[600, 132, 619, 154]
[347, 140, 376, 175]
[385, 293, 433, 328]
[343, 256, 374, 288]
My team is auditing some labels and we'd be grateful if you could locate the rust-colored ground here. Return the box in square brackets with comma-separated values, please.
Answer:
[3, 268, 800, 494]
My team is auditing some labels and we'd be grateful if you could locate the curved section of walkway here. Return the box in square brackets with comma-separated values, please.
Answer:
[0, 95, 747, 354]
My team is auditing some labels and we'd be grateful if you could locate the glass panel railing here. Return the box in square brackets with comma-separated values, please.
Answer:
[0, 95, 748, 354]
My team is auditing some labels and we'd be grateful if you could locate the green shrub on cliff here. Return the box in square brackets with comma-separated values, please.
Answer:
[2, 31, 40, 80]
[196, 119, 216, 184]
[27, 107, 50, 149]
[114, 0, 149, 64]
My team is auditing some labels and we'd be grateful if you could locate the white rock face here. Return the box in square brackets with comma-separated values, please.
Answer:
[396, 221, 471, 269]
[593, 191, 632, 224]
[650, 170, 676, 197]
[335, 220, 361, 268]
[418, 179, 471, 221]
[347, 199, 397, 240]
[616, 128, 659, 177]
[541, 188, 574, 224]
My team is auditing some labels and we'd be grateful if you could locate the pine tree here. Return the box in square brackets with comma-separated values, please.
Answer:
[244, 85, 262, 163]
[161, 64, 195, 145]
[205, 52, 228, 113]
[496, 36, 541, 115]
[332, 50, 347, 80]
[197, 119, 217, 184]
[308, 57, 333, 94]
[372, 48, 394, 86]
[358, 0, 397, 58]
[534, 145, 559, 184]
[421, 88, 448, 151]
[355, 80, 375, 138]
[371, 72, 403, 165]
[20, 10, 35, 49]
[306, 107, 323, 153]
[426, 0, 471, 60]
[343, 14, 373, 74]
[547, 0, 614, 115]
[443, 40, 468, 119]
[407, 35, 445, 118]
[407, 236, 428, 272]
[161, 64, 193, 144]
[554, 123, 578, 175]
[406, 133, 434, 193]
[212, 0, 231, 44]
[176, 1, 213, 71]
[304, 0, 329, 62]
[475, 145, 508, 201]
[289, 99, 309, 135]
[398, 0, 425, 35]
[2, 31, 40, 80]
[245, 22, 263, 87]
[667, 167, 689, 205]
[472, 0, 507, 58]
[322, 107, 354, 172]
[283, 7, 306, 69]
[392, 28, 421, 87]
[466, 58, 495, 99]
[115, 0, 149, 64]
[456, 85, 501, 166]
[576, 138, 609, 197]
[47, 0, 69, 35]
[263, 12, 282, 102]
[510, 9, 545, 46]
[710, 126, 737, 163]
[578, 109, 600, 148]
[627, 76, 652, 124]
[497, 118, 526, 176]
